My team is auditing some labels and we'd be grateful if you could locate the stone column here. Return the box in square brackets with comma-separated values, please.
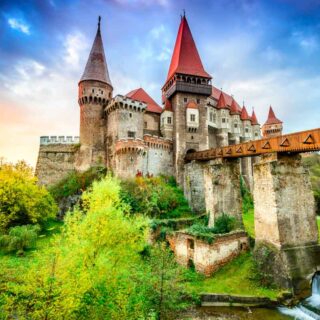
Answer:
[184, 161, 206, 213]
[203, 158, 242, 227]
[253, 153, 320, 297]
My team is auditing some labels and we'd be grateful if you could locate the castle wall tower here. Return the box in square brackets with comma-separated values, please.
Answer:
[76, 17, 113, 171]
[162, 15, 212, 184]
[262, 106, 283, 138]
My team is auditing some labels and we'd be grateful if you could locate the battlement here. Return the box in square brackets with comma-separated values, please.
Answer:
[105, 95, 147, 114]
[115, 138, 146, 154]
[143, 134, 173, 150]
[40, 136, 80, 145]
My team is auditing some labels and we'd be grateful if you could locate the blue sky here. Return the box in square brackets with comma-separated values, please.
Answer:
[0, 0, 320, 165]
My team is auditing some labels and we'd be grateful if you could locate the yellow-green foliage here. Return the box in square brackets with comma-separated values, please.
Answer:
[1, 176, 186, 319]
[0, 161, 57, 231]
[120, 176, 193, 219]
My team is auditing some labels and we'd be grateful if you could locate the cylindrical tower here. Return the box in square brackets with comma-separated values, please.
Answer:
[76, 17, 113, 171]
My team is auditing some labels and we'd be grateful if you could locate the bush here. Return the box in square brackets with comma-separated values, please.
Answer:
[49, 166, 107, 201]
[120, 176, 193, 219]
[240, 175, 254, 214]
[0, 161, 57, 231]
[0, 224, 40, 255]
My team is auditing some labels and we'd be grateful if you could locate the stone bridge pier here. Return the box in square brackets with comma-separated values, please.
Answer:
[253, 153, 320, 297]
[184, 159, 242, 227]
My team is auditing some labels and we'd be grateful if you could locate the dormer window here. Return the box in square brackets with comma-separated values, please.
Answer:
[190, 114, 196, 122]
[167, 117, 172, 124]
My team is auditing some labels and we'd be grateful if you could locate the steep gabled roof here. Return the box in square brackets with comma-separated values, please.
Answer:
[80, 17, 112, 86]
[216, 92, 228, 109]
[166, 16, 211, 81]
[240, 106, 251, 121]
[126, 88, 162, 114]
[230, 98, 241, 115]
[264, 106, 282, 125]
[251, 110, 259, 125]
[211, 86, 242, 113]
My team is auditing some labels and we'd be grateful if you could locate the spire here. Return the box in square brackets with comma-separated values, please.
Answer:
[80, 16, 112, 86]
[251, 109, 259, 125]
[216, 92, 228, 109]
[166, 16, 211, 81]
[240, 106, 251, 121]
[230, 98, 241, 115]
[264, 106, 282, 125]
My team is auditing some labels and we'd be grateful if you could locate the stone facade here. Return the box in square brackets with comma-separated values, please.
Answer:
[35, 141, 79, 185]
[253, 153, 320, 296]
[167, 231, 249, 276]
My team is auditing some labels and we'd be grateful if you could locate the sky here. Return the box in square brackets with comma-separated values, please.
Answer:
[0, 0, 320, 167]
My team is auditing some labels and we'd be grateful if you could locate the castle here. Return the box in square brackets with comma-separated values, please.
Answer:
[36, 15, 283, 186]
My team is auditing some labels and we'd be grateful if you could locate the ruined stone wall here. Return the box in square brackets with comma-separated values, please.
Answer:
[168, 231, 249, 276]
[254, 153, 318, 248]
[35, 144, 78, 186]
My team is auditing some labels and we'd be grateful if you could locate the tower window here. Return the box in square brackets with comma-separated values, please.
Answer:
[128, 131, 135, 138]
[210, 112, 213, 122]
[234, 123, 238, 128]
[184, 98, 188, 103]
[167, 117, 172, 124]
[92, 89, 94, 93]
[222, 118, 226, 123]
[129, 113, 132, 118]
[190, 114, 196, 122]
[197, 99, 200, 104]
[144, 122, 147, 129]
[245, 127, 249, 133]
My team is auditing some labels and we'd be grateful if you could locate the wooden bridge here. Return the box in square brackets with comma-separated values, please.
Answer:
[185, 128, 320, 161]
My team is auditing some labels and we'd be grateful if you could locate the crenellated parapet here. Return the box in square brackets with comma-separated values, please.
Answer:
[143, 134, 173, 150]
[115, 138, 145, 154]
[105, 95, 147, 115]
[40, 136, 80, 145]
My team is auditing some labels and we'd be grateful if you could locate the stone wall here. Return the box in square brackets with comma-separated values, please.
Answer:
[35, 144, 78, 185]
[143, 112, 160, 136]
[203, 158, 242, 227]
[168, 231, 249, 276]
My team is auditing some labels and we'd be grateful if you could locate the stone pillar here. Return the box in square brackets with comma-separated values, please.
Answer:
[184, 161, 206, 213]
[253, 153, 320, 297]
[203, 158, 242, 227]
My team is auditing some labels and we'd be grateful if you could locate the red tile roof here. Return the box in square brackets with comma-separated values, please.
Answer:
[240, 106, 251, 121]
[163, 99, 173, 112]
[126, 88, 162, 114]
[166, 16, 211, 81]
[264, 106, 282, 125]
[251, 110, 259, 125]
[216, 92, 228, 109]
[230, 98, 241, 115]
[186, 101, 198, 109]
[211, 86, 242, 113]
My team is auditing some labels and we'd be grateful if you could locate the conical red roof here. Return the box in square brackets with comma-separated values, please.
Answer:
[264, 106, 282, 125]
[166, 16, 211, 81]
[126, 88, 162, 113]
[163, 99, 173, 112]
[230, 98, 241, 115]
[216, 92, 228, 109]
[240, 106, 251, 121]
[80, 17, 112, 86]
[251, 110, 259, 125]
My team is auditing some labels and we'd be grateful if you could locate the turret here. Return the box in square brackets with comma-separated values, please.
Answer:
[240, 106, 252, 140]
[262, 106, 283, 137]
[161, 99, 173, 139]
[162, 14, 212, 184]
[77, 16, 113, 170]
[251, 109, 261, 140]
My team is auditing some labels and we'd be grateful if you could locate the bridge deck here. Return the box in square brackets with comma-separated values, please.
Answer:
[185, 128, 320, 161]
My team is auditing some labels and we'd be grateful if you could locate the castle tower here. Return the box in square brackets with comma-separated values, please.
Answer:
[162, 15, 212, 184]
[250, 109, 261, 140]
[262, 106, 283, 137]
[77, 17, 113, 171]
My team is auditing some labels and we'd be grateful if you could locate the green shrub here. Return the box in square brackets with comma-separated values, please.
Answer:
[49, 166, 107, 201]
[240, 175, 254, 214]
[0, 224, 40, 255]
[120, 176, 193, 219]
[0, 161, 57, 231]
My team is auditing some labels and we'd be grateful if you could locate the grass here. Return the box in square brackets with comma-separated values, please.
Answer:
[243, 208, 255, 238]
[186, 252, 284, 300]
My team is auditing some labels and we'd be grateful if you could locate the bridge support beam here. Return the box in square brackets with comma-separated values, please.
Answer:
[184, 159, 243, 227]
[253, 153, 320, 297]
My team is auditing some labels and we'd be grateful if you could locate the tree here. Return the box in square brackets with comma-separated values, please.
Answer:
[0, 161, 57, 231]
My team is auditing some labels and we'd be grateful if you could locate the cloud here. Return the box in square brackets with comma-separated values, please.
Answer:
[8, 18, 30, 35]
[112, 0, 169, 7]
[291, 31, 319, 53]
[64, 32, 89, 68]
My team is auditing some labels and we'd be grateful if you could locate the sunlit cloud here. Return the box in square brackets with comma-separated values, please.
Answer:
[8, 18, 31, 35]
[64, 32, 89, 68]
